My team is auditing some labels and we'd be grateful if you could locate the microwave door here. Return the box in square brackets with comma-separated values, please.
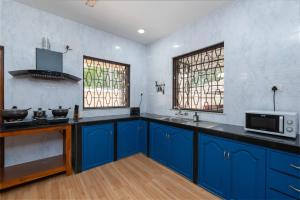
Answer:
[246, 114, 283, 133]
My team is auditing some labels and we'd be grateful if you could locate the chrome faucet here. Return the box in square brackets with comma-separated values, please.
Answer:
[174, 106, 188, 116]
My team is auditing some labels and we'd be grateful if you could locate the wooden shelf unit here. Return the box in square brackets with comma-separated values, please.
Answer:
[0, 124, 72, 190]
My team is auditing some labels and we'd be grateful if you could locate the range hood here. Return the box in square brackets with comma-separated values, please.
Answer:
[9, 48, 81, 82]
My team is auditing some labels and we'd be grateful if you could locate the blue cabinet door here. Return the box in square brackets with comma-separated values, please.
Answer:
[117, 120, 140, 159]
[82, 123, 114, 171]
[168, 126, 193, 180]
[139, 120, 148, 155]
[227, 141, 266, 200]
[199, 134, 229, 198]
[199, 133, 266, 200]
[150, 123, 169, 165]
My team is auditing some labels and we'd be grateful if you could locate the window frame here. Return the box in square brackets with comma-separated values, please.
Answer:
[172, 42, 224, 113]
[83, 55, 130, 110]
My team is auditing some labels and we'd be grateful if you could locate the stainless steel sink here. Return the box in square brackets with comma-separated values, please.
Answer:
[158, 117, 192, 123]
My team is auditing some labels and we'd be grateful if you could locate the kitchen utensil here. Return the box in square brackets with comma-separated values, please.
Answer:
[73, 105, 79, 120]
[49, 106, 71, 118]
[1, 106, 31, 122]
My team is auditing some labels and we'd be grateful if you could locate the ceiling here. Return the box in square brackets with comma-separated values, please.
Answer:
[15, 0, 231, 44]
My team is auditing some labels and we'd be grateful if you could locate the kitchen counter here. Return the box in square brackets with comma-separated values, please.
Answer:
[71, 113, 300, 154]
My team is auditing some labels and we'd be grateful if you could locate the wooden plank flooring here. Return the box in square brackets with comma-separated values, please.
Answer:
[1, 154, 219, 200]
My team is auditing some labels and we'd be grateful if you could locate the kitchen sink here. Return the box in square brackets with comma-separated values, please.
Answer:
[158, 117, 192, 123]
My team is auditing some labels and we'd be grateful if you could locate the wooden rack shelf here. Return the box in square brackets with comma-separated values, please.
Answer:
[0, 124, 72, 190]
[0, 155, 65, 189]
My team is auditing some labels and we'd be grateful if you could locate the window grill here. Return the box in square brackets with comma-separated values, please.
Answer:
[173, 42, 224, 113]
[83, 56, 130, 109]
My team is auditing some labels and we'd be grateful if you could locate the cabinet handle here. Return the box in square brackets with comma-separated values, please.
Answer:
[224, 151, 226, 159]
[227, 152, 230, 160]
[290, 164, 300, 171]
[110, 131, 113, 135]
[289, 185, 300, 193]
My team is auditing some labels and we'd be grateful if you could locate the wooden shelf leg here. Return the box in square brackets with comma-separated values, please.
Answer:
[64, 126, 72, 175]
[0, 138, 4, 183]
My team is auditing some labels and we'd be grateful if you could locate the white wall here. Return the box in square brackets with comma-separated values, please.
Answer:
[0, 0, 3, 44]
[1, 0, 147, 166]
[145, 0, 300, 126]
[2, 0, 300, 166]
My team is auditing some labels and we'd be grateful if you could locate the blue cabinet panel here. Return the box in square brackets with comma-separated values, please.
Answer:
[139, 120, 148, 155]
[227, 140, 266, 200]
[82, 123, 114, 171]
[168, 126, 193, 180]
[199, 134, 228, 198]
[150, 123, 169, 165]
[117, 120, 140, 159]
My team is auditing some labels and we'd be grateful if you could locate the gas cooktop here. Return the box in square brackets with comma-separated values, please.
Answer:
[3, 117, 69, 128]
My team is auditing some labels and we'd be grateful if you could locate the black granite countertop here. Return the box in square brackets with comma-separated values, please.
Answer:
[71, 113, 300, 154]
[1, 113, 299, 154]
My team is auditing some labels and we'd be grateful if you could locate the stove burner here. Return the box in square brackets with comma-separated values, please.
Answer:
[3, 117, 69, 128]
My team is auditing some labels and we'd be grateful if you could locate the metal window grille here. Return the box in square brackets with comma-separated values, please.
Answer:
[173, 42, 224, 113]
[83, 56, 130, 109]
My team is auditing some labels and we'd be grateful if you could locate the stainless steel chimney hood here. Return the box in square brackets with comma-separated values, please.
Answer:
[9, 48, 81, 82]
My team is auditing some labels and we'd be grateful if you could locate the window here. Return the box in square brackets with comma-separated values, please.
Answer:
[173, 42, 224, 113]
[83, 56, 130, 109]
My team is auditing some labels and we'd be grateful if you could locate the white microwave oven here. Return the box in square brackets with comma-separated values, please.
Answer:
[245, 111, 298, 138]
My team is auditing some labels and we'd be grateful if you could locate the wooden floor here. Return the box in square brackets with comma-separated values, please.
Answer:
[1, 154, 219, 200]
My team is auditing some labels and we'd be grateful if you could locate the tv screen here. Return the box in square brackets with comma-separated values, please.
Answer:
[36, 48, 63, 72]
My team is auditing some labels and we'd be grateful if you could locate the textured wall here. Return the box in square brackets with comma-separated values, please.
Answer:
[1, 0, 147, 166]
[2, 0, 300, 166]
[146, 0, 300, 126]
[0, 0, 2, 44]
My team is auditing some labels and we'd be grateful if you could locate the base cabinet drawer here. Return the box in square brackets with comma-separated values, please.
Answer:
[269, 150, 300, 178]
[268, 170, 300, 199]
[268, 189, 298, 200]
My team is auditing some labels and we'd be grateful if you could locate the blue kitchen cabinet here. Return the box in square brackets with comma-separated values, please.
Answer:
[199, 133, 266, 199]
[117, 120, 147, 159]
[168, 126, 193, 180]
[199, 134, 229, 198]
[150, 122, 193, 180]
[227, 140, 266, 200]
[150, 123, 169, 165]
[82, 123, 114, 171]
[139, 120, 148, 155]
